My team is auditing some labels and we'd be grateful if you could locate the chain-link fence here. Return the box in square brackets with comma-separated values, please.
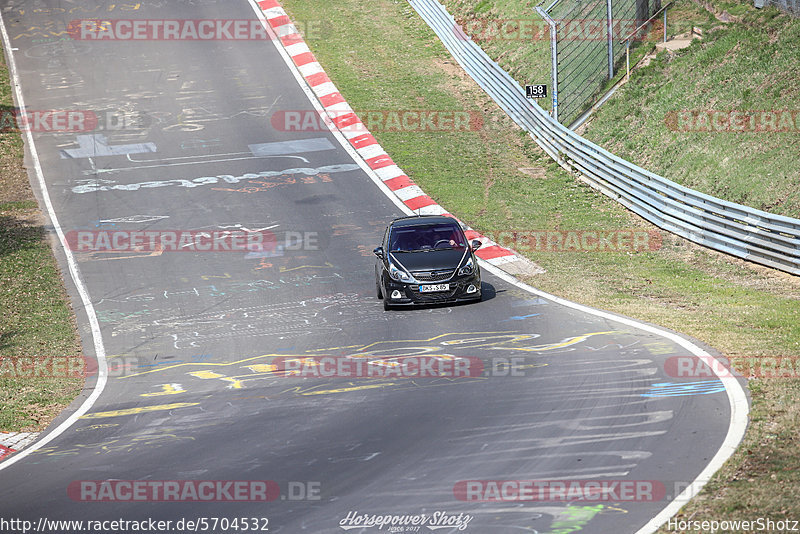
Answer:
[536, 0, 661, 126]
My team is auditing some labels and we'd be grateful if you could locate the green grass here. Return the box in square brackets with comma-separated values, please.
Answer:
[583, 0, 800, 217]
[282, 0, 800, 526]
[0, 46, 83, 432]
[445, 0, 800, 217]
[442, 0, 555, 111]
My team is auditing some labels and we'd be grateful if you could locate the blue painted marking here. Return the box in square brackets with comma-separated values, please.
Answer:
[244, 245, 285, 259]
[641, 380, 726, 397]
[501, 313, 541, 322]
[192, 354, 213, 361]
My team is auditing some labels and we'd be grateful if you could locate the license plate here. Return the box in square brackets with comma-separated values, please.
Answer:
[419, 283, 449, 293]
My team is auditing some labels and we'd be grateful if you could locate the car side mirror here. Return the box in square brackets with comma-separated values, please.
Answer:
[471, 240, 482, 251]
[373, 246, 385, 259]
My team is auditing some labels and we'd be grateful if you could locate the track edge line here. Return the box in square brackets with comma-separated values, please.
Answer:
[0, 12, 109, 471]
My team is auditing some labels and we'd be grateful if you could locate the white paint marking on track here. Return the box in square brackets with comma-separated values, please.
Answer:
[248, 136, 335, 156]
[60, 133, 156, 159]
[0, 12, 109, 471]
[246, 2, 749, 533]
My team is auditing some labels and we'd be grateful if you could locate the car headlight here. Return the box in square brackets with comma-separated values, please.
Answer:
[458, 256, 475, 276]
[389, 262, 412, 282]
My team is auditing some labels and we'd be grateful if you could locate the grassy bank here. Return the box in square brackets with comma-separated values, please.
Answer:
[445, 0, 800, 217]
[282, 0, 800, 527]
[583, 0, 800, 218]
[0, 46, 83, 432]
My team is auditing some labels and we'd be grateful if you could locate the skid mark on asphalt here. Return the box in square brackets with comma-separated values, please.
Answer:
[114, 330, 619, 397]
[103, 292, 397, 348]
[27, 427, 200, 463]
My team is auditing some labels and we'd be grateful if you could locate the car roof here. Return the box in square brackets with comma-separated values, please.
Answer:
[389, 215, 460, 229]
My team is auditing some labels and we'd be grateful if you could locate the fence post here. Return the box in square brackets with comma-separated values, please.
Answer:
[607, 0, 614, 78]
[626, 39, 630, 79]
[536, 7, 559, 121]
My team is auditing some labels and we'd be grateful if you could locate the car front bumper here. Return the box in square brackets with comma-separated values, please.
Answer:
[383, 274, 481, 306]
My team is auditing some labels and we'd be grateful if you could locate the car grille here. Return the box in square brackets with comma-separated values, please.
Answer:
[412, 269, 455, 282]
[413, 287, 459, 302]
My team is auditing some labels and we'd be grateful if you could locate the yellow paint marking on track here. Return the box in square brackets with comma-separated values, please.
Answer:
[79, 403, 199, 419]
[281, 357, 321, 366]
[355, 332, 524, 352]
[119, 353, 307, 378]
[511, 331, 616, 352]
[80, 249, 163, 262]
[221, 377, 245, 389]
[438, 333, 537, 347]
[200, 273, 232, 281]
[511, 363, 549, 370]
[246, 364, 277, 373]
[141, 383, 185, 397]
[643, 341, 674, 355]
[75, 423, 120, 432]
[188, 370, 225, 379]
[306, 344, 363, 352]
[299, 383, 395, 395]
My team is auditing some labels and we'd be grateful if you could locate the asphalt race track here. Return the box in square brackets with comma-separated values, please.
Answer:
[0, 1, 742, 532]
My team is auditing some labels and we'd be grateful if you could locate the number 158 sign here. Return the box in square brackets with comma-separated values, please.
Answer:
[526, 85, 547, 98]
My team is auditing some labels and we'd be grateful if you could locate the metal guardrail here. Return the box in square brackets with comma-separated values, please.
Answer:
[407, 0, 800, 276]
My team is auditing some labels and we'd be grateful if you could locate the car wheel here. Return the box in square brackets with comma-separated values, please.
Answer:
[376, 275, 383, 300]
[383, 298, 391, 311]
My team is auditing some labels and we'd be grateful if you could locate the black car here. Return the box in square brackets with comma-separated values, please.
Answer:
[373, 215, 482, 310]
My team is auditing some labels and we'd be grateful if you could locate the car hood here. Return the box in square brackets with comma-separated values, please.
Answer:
[389, 249, 467, 272]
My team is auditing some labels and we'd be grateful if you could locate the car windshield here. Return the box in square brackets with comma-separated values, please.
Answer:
[389, 223, 467, 252]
